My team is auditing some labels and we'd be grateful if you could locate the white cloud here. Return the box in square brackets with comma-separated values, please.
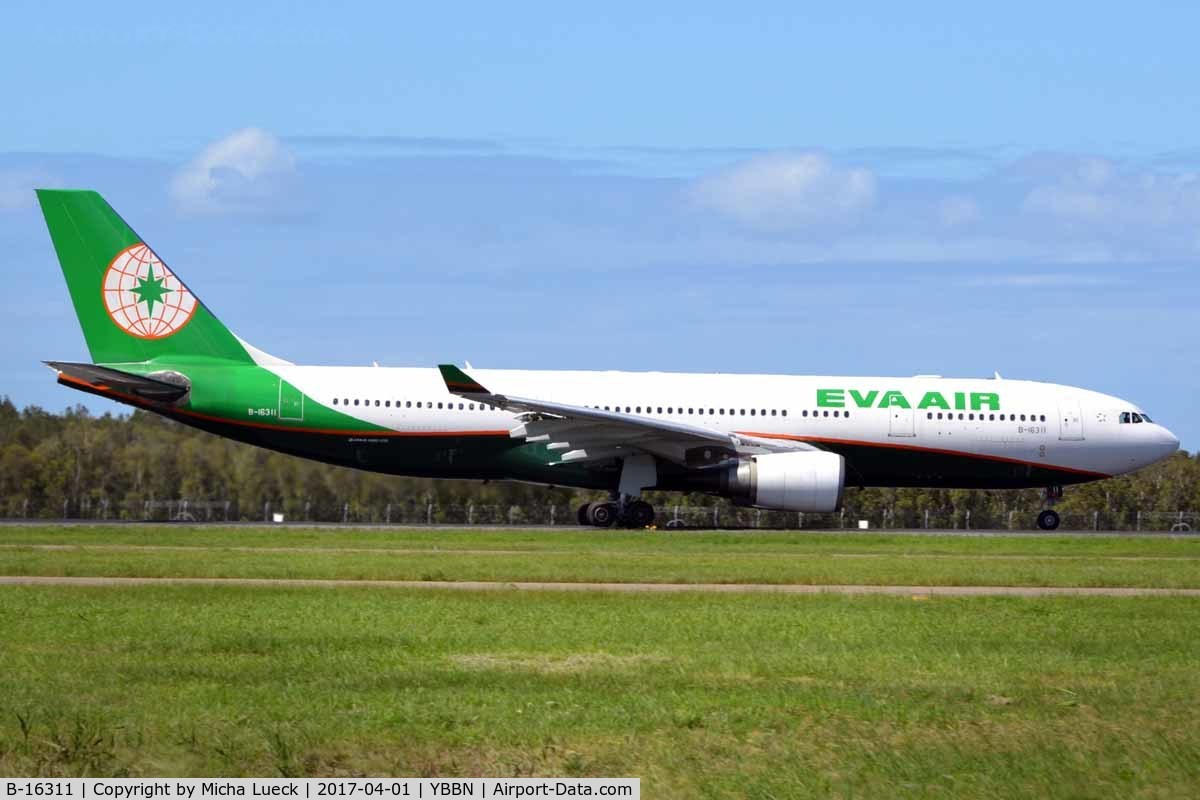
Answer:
[965, 272, 1116, 288]
[0, 169, 53, 211]
[170, 127, 298, 216]
[1022, 156, 1200, 231]
[689, 152, 876, 232]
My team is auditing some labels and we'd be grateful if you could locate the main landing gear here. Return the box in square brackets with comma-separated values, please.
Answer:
[1036, 485, 1063, 531]
[576, 499, 656, 528]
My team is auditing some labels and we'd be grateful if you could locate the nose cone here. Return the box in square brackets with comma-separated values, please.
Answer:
[1158, 426, 1181, 460]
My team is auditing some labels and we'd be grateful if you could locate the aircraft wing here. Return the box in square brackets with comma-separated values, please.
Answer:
[438, 364, 813, 467]
[45, 361, 190, 403]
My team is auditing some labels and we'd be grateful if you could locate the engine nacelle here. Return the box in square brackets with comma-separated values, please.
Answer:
[721, 451, 845, 512]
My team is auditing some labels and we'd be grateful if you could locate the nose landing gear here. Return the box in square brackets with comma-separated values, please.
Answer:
[1036, 486, 1063, 531]
[1036, 509, 1061, 531]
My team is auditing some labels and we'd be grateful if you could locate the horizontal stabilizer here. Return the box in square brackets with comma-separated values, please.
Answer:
[46, 361, 190, 403]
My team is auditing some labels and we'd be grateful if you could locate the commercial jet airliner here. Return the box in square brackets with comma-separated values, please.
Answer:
[36, 190, 1179, 530]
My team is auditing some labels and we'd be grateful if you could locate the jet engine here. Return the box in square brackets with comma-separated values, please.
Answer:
[719, 451, 845, 512]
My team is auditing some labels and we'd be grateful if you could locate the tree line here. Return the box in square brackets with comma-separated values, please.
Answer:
[1, 398, 1197, 529]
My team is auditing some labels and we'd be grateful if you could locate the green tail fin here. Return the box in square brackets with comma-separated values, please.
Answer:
[36, 189, 254, 365]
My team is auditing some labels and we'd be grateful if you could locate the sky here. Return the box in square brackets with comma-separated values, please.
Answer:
[1, 2, 1199, 445]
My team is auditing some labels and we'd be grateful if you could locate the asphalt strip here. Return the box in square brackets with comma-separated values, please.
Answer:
[0, 575, 1198, 597]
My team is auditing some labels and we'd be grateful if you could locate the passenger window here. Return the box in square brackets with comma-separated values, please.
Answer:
[374, 400, 380, 407]
[740, 409, 745, 416]
[937, 412, 943, 419]
[781, 410, 787, 417]
[385, 401, 391, 407]
[750, 409, 756, 416]
[353, 399, 359, 406]
[823, 410, 829, 417]
[1020, 414, 1026, 421]
[802, 410, 809, 417]
[771, 410, 777, 416]
[832, 410, 839, 417]
[333, 398, 339, 405]
[1040, 414, 1046, 422]
[844, 411, 849, 419]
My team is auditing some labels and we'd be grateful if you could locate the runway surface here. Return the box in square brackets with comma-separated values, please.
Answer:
[3, 575, 1198, 597]
[0, 520, 1194, 537]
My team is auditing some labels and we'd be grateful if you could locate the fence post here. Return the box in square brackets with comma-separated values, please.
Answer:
[673, 505, 680, 526]
[508, 506, 516, 525]
[101, 498, 109, 520]
[1007, 510, 1014, 530]
[965, 509, 971, 530]
[342, 503, 349, 523]
[1093, 510, 1100, 531]
[22, 498, 28, 519]
[467, 503, 474, 525]
[63, 498, 69, 519]
[303, 501, 310, 521]
[427, 503, 434, 525]
[713, 506, 719, 529]
[549, 505, 555, 526]
[385, 503, 391, 524]
[798, 511, 804, 529]
[924, 509, 929, 530]
[755, 509, 761, 529]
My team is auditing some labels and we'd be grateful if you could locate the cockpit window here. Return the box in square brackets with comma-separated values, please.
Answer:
[1119, 412, 1131, 424]
[1140, 413, 1153, 423]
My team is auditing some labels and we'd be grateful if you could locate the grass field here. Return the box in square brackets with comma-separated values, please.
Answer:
[1, 524, 1200, 587]
[1, 525, 1199, 797]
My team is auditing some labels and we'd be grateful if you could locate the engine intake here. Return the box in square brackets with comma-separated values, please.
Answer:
[721, 451, 845, 512]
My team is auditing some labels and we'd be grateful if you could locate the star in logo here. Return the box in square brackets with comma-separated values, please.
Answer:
[130, 265, 173, 318]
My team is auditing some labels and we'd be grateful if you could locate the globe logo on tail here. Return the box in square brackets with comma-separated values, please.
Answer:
[102, 244, 197, 339]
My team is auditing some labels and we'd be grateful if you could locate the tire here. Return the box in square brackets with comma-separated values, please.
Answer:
[577, 503, 592, 526]
[589, 502, 617, 527]
[627, 500, 656, 528]
[1036, 510, 1061, 531]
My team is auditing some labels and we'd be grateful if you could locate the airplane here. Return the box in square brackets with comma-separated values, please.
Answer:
[35, 190, 1180, 531]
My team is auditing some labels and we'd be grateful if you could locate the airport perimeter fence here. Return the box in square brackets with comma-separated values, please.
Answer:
[1, 496, 1198, 532]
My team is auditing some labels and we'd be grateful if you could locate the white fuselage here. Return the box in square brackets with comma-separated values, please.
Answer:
[270, 366, 1179, 484]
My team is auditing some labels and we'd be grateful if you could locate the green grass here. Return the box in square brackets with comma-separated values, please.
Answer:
[1, 525, 1199, 587]
[1, 525, 1199, 795]
[0, 585, 1198, 797]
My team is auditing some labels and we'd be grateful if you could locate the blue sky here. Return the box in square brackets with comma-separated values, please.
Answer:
[2, 2, 1198, 446]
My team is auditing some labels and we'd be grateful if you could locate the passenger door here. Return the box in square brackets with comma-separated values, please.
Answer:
[278, 379, 304, 421]
[1057, 397, 1084, 441]
[888, 407, 915, 437]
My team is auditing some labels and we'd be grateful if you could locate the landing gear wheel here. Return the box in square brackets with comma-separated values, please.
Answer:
[1037, 510, 1061, 531]
[588, 502, 617, 527]
[576, 503, 592, 526]
[624, 500, 655, 529]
